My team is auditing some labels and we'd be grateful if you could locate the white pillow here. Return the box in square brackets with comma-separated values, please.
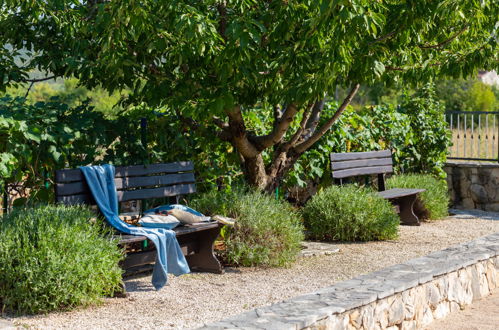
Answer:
[138, 214, 180, 229]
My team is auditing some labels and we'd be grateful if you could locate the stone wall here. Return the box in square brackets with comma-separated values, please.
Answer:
[202, 233, 499, 330]
[445, 162, 499, 211]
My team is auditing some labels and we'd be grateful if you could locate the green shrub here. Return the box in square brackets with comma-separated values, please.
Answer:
[0, 205, 123, 314]
[387, 174, 449, 220]
[191, 188, 304, 267]
[303, 185, 399, 241]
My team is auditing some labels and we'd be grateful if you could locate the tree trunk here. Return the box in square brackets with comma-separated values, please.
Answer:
[242, 154, 269, 190]
[222, 84, 360, 194]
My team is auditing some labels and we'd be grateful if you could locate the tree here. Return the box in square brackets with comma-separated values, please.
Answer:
[464, 80, 497, 111]
[1, 0, 498, 192]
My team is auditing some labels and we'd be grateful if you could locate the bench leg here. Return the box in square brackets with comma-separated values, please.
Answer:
[185, 226, 224, 274]
[397, 195, 420, 226]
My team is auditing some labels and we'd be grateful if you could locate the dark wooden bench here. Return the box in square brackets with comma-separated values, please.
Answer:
[55, 161, 223, 275]
[330, 150, 425, 225]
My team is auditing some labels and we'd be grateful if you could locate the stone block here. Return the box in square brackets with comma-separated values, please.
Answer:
[421, 305, 434, 327]
[387, 295, 404, 326]
[470, 184, 488, 203]
[401, 289, 416, 320]
[462, 197, 475, 209]
[400, 320, 417, 330]
[425, 282, 441, 308]
[374, 299, 389, 329]
[433, 302, 450, 320]
[360, 304, 375, 330]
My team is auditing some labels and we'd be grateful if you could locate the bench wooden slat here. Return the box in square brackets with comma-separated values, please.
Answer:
[116, 222, 220, 245]
[332, 165, 393, 179]
[117, 183, 196, 202]
[56, 193, 95, 205]
[115, 172, 195, 190]
[55, 162, 194, 183]
[114, 162, 194, 178]
[330, 150, 391, 162]
[55, 172, 196, 196]
[378, 188, 425, 200]
[331, 157, 392, 171]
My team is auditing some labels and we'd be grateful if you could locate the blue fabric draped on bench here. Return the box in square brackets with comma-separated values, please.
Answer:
[80, 164, 190, 290]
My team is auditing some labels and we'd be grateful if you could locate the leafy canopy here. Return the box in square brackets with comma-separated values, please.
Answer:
[1, 0, 497, 113]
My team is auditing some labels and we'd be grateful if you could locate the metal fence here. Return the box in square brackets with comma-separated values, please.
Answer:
[446, 111, 499, 162]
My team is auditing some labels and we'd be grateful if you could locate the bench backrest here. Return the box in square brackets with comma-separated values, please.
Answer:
[55, 161, 196, 206]
[330, 150, 393, 191]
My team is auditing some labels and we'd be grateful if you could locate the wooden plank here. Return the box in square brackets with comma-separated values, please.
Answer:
[117, 235, 148, 244]
[56, 193, 94, 205]
[331, 157, 392, 171]
[115, 172, 195, 190]
[55, 168, 84, 183]
[55, 161, 194, 183]
[121, 250, 156, 269]
[56, 181, 88, 196]
[114, 162, 194, 178]
[118, 183, 196, 202]
[332, 165, 393, 179]
[175, 222, 220, 236]
[330, 150, 391, 162]
[378, 188, 425, 199]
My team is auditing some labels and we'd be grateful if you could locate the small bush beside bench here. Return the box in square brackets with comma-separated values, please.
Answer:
[303, 185, 399, 242]
[0, 206, 123, 314]
[191, 188, 304, 267]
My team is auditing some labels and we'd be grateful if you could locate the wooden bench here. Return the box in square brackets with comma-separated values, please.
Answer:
[55, 161, 223, 274]
[330, 150, 425, 225]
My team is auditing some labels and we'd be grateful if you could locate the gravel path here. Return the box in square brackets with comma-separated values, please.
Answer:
[8, 210, 499, 329]
[425, 288, 499, 330]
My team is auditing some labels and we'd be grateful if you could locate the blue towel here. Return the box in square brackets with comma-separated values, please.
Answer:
[80, 164, 190, 290]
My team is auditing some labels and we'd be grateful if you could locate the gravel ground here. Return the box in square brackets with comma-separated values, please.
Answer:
[425, 288, 499, 330]
[8, 210, 499, 329]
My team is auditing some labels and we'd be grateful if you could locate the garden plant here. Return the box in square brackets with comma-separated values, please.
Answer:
[0, 205, 123, 314]
[191, 188, 304, 267]
[303, 185, 399, 242]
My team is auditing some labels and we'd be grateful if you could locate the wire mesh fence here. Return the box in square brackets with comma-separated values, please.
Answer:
[446, 111, 499, 162]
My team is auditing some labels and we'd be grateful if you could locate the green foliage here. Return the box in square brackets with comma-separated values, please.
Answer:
[0, 205, 123, 314]
[0, 96, 126, 205]
[2, 78, 125, 117]
[464, 81, 497, 111]
[435, 78, 498, 112]
[191, 188, 304, 267]
[387, 174, 449, 220]
[303, 185, 399, 242]
[397, 84, 451, 178]
[286, 85, 451, 190]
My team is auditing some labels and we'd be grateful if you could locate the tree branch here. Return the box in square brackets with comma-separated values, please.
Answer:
[419, 25, 468, 49]
[285, 104, 313, 148]
[226, 106, 260, 158]
[294, 84, 360, 154]
[25, 75, 56, 83]
[302, 98, 326, 140]
[251, 103, 299, 151]
[217, 1, 227, 41]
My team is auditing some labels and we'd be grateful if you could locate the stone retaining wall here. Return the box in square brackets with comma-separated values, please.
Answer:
[202, 233, 499, 329]
[445, 162, 499, 211]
